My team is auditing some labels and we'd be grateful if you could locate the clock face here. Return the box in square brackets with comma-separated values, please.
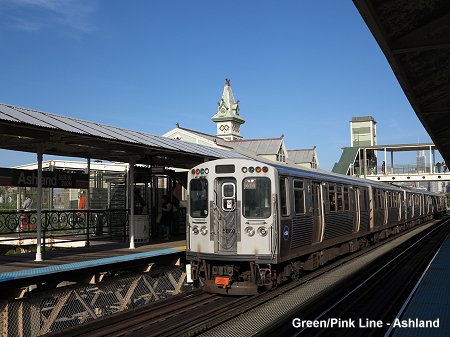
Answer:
[220, 107, 226, 114]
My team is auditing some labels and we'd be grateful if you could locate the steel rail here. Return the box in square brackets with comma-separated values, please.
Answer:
[288, 217, 450, 337]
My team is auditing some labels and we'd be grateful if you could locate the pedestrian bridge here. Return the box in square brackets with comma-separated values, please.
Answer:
[365, 171, 450, 183]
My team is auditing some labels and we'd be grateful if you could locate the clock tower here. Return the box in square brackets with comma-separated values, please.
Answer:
[211, 79, 245, 140]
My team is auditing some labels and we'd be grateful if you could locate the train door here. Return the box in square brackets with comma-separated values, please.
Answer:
[354, 187, 361, 232]
[214, 178, 238, 253]
[312, 182, 324, 242]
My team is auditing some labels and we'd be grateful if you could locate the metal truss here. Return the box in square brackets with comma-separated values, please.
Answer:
[0, 267, 191, 337]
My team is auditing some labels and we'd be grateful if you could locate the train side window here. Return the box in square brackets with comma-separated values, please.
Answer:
[329, 184, 337, 212]
[293, 179, 305, 214]
[361, 188, 368, 211]
[343, 186, 350, 211]
[280, 177, 290, 216]
[337, 185, 343, 211]
[378, 191, 385, 209]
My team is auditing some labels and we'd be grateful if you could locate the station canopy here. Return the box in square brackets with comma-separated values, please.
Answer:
[0, 103, 245, 169]
[354, 0, 450, 165]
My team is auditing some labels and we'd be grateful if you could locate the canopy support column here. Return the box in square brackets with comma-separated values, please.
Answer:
[86, 158, 91, 246]
[35, 152, 43, 262]
[129, 162, 135, 249]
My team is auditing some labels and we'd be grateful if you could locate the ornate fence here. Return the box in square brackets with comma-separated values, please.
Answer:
[0, 209, 129, 252]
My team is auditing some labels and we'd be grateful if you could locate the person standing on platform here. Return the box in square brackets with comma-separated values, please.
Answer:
[161, 195, 173, 240]
[77, 190, 86, 230]
[21, 194, 33, 231]
[78, 191, 86, 209]
[171, 183, 181, 236]
[381, 161, 386, 175]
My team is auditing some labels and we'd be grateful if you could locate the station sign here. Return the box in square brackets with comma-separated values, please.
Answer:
[0, 168, 89, 188]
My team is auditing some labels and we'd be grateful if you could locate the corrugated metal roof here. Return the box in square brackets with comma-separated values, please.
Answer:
[0, 103, 245, 163]
[332, 147, 360, 175]
[227, 138, 283, 155]
[287, 149, 315, 163]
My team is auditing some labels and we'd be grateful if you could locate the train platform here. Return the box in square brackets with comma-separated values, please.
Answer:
[390, 231, 450, 336]
[0, 235, 186, 298]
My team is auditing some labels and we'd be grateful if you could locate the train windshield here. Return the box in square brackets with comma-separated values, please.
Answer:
[190, 178, 208, 218]
[242, 177, 271, 218]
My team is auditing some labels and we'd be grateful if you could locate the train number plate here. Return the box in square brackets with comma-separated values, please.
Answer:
[214, 276, 230, 287]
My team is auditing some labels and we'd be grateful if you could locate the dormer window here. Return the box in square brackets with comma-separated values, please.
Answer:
[277, 147, 286, 162]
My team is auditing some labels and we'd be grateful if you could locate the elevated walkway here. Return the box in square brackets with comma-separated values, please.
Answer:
[366, 171, 450, 183]
[333, 143, 449, 183]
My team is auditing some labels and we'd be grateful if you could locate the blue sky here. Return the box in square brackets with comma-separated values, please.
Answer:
[0, 0, 441, 170]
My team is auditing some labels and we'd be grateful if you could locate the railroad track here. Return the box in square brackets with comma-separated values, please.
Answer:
[49, 218, 449, 337]
[264, 217, 450, 337]
[47, 289, 248, 337]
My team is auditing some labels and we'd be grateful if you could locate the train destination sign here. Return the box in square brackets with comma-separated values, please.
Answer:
[0, 168, 89, 188]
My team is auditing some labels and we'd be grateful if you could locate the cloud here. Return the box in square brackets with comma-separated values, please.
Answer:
[0, 0, 97, 32]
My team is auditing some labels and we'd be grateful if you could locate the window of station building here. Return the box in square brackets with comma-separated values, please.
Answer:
[277, 148, 286, 163]
[343, 186, 350, 211]
[279, 177, 290, 216]
[189, 178, 208, 218]
[337, 185, 343, 211]
[293, 179, 305, 214]
[242, 177, 271, 218]
[329, 184, 337, 212]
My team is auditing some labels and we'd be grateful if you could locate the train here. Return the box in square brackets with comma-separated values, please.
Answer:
[185, 158, 447, 295]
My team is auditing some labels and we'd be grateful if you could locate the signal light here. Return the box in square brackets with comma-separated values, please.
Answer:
[262, 166, 268, 173]
[242, 167, 248, 173]
[256, 166, 261, 173]
[200, 168, 205, 174]
[249, 167, 255, 173]
[196, 169, 200, 175]
[191, 169, 196, 174]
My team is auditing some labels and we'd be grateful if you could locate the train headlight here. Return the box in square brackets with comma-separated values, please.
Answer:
[200, 226, 208, 235]
[242, 167, 248, 173]
[192, 225, 199, 235]
[257, 226, 268, 237]
[245, 226, 255, 237]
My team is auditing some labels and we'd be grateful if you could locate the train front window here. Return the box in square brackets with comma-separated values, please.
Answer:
[243, 177, 271, 218]
[190, 178, 208, 218]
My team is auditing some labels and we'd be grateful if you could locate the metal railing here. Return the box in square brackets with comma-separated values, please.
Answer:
[0, 209, 129, 252]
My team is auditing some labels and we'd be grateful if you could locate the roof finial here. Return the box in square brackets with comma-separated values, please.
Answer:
[225, 78, 231, 86]
[176, 122, 179, 128]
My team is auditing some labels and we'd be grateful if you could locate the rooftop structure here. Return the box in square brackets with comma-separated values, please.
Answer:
[211, 79, 245, 140]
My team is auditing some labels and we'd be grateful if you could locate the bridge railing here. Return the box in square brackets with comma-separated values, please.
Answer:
[0, 209, 129, 252]
[372, 164, 450, 176]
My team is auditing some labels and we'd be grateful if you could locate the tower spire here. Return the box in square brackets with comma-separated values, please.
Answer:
[211, 79, 245, 140]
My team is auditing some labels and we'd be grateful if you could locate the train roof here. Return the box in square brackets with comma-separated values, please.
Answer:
[197, 157, 444, 196]
[273, 162, 403, 191]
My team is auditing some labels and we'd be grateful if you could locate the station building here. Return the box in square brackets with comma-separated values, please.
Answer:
[163, 79, 319, 169]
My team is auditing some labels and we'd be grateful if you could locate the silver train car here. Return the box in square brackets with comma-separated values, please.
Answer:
[186, 158, 447, 295]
